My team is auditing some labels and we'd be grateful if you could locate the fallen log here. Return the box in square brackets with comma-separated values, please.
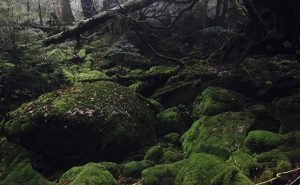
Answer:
[44, 0, 159, 45]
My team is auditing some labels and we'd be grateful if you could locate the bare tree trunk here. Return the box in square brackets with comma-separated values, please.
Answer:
[38, 0, 43, 25]
[81, 0, 96, 19]
[26, 0, 30, 12]
[60, 0, 75, 24]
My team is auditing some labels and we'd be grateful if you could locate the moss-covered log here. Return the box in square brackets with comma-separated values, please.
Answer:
[44, 0, 159, 45]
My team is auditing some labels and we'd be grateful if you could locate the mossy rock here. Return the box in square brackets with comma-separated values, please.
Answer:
[181, 112, 256, 159]
[144, 145, 183, 164]
[1, 81, 156, 164]
[239, 55, 300, 101]
[145, 66, 178, 77]
[76, 70, 111, 82]
[239, 55, 300, 87]
[120, 160, 154, 178]
[257, 149, 293, 174]
[106, 51, 151, 69]
[99, 162, 119, 178]
[0, 137, 54, 185]
[141, 160, 185, 185]
[163, 133, 181, 146]
[269, 93, 300, 132]
[211, 166, 254, 185]
[0, 161, 55, 185]
[193, 86, 246, 117]
[175, 153, 253, 185]
[228, 150, 261, 177]
[0, 70, 68, 120]
[174, 153, 223, 185]
[151, 79, 202, 108]
[156, 107, 186, 136]
[59, 163, 117, 185]
[244, 130, 285, 153]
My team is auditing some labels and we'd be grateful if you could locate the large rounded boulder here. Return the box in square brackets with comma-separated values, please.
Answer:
[1, 81, 156, 163]
[193, 86, 246, 117]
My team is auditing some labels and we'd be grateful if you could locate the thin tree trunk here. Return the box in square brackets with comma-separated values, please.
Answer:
[38, 0, 43, 25]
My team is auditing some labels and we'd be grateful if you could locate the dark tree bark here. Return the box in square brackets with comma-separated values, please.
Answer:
[81, 0, 96, 19]
[38, 0, 43, 25]
[60, 0, 75, 24]
[52, 0, 75, 24]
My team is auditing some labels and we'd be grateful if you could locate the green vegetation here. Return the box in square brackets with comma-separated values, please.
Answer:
[59, 163, 117, 185]
[0, 0, 299, 184]
[181, 112, 256, 159]
[244, 130, 285, 153]
[193, 86, 246, 117]
[120, 160, 154, 178]
[1, 81, 156, 163]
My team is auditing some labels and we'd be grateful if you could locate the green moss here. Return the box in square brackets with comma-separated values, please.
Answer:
[145, 66, 178, 77]
[141, 160, 185, 185]
[46, 48, 73, 63]
[269, 93, 300, 132]
[247, 104, 268, 117]
[244, 130, 285, 153]
[99, 162, 119, 178]
[163, 133, 181, 146]
[0, 161, 54, 185]
[77, 49, 86, 58]
[239, 56, 300, 88]
[211, 166, 254, 185]
[120, 160, 154, 178]
[257, 149, 293, 172]
[76, 70, 110, 82]
[258, 169, 274, 183]
[175, 153, 226, 185]
[1, 81, 157, 163]
[156, 107, 186, 136]
[228, 150, 261, 177]
[0, 137, 54, 185]
[144, 146, 162, 162]
[193, 87, 245, 117]
[144, 145, 183, 164]
[181, 112, 255, 159]
[59, 163, 117, 185]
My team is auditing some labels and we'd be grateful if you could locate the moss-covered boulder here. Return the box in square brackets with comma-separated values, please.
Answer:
[175, 153, 253, 185]
[144, 145, 184, 164]
[0, 137, 54, 185]
[193, 86, 246, 117]
[257, 149, 293, 174]
[99, 162, 119, 178]
[211, 166, 254, 185]
[59, 163, 117, 185]
[269, 93, 300, 132]
[239, 55, 300, 101]
[141, 160, 185, 185]
[0, 70, 67, 120]
[76, 70, 111, 82]
[181, 112, 256, 159]
[120, 160, 154, 178]
[151, 79, 202, 108]
[244, 130, 285, 153]
[163, 133, 181, 146]
[228, 150, 261, 177]
[1, 81, 156, 164]
[156, 107, 186, 136]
